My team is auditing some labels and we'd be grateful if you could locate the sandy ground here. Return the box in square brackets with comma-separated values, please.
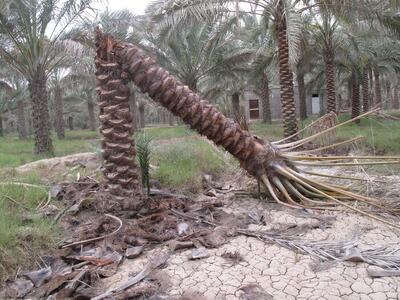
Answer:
[98, 180, 400, 300]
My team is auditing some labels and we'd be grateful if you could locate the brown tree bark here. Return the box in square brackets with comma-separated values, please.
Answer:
[88, 99, 97, 131]
[369, 68, 374, 106]
[373, 69, 382, 106]
[0, 114, 3, 137]
[28, 70, 54, 154]
[296, 71, 307, 120]
[138, 102, 145, 129]
[393, 88, 399, 110]
[16, 100, 27, 139]
[351, 73, 360, 124]
[362, 67, 369, 113]
[111, 34, 281, 177]
[68, 116, 74, 130]
[129, 90, 137, 131]
[95, 29, 141, 201]
[54, 85, 65, 139]
[260, 73, 272, 123]
[275, 0, 298, 139]
[324, 49, 336, 114]
[231, 92, 240, 117]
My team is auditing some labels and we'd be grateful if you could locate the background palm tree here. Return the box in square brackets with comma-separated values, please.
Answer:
[0, 0, 93, 154]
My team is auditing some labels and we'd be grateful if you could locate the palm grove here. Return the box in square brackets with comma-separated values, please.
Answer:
[0, 1, 399, 153]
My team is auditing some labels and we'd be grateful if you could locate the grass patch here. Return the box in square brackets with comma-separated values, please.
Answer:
[0, 131, 99, 168]
[142, 125, 195, 140]
[250, 115, 400, 154]
[152, 138, 229, 193]
[0, 172, 59, 281]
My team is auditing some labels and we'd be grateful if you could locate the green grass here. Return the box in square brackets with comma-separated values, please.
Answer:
[152, 138, 231, 193]
[0, 130, 99, 168]
[250, 115, 400, 154]
[142, 125, 195, 140]
[0, 172, 59, 281]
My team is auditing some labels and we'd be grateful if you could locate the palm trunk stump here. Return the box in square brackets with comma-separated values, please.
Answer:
[95, 29, 141, 202]
[95, 29, 400, 229]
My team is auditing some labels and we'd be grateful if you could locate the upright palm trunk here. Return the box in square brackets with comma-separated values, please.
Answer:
[0, 114, 3, 137]
[16, 100, 27, 139]
[68, 116, 74, 130]
[95, 29, 140, 201]
[362, 67, 369, 113]
[393, 88, 399, 110]
[275, 0, 298, 139]
[87, 98, 97, 131]
[261, 73, 272, 124]
[324, 49, 336, 113]
[54, 85, 65, 139]
[373, 69, 382, 106]
[296, 70, 307, 120]
[369, 68, 374, 106]
[138, 102, 145, 129]
[129, 91, 137, 131]
[29, 70, 53, 154]
[351, 73, 360, 124]
[231, 92, 240, 117]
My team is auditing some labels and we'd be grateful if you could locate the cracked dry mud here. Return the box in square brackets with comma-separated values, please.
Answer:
[99, 176, 400, 300]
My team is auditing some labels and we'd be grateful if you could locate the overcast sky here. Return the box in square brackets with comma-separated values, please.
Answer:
[104, 0, 152, 14]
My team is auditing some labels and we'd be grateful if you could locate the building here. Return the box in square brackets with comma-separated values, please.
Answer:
[243, 86, 325, 120]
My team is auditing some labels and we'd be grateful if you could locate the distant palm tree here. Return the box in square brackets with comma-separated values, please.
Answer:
[0, 0, 93, 154]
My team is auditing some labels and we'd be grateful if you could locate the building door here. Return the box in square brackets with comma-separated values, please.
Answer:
[249, 99, 260, 119]
[311, 93, 320, 114]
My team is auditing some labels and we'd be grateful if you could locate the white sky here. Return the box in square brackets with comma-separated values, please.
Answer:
[103, 0, 153, 14]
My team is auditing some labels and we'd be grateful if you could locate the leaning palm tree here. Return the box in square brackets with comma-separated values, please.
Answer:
[98, 29, 400, 228]
[147, 0, 302, 139]
[0, 0, 93, 154]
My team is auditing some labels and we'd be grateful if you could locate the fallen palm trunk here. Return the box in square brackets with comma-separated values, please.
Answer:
[95, 29, 400, 228]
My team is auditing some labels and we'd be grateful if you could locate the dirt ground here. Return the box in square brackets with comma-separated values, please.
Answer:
[3, 155, 400, 299]
[96, 173, 400, 300]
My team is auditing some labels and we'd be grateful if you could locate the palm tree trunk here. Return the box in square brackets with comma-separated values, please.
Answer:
[231, 92, 240, 117]
[0, 114, 3, 137]
[129, 91, 137, 131]
[54, 85, 65, 139]
[87, 99, 97, 131]
[351, 73, 360, 124]
[373, 69, 382, 106]
[68, 116, 74, 130]
[28, 70, 54, 155]
[369, 68, 374, 106]
[362, 67, 369, 112]
[324, 50, 336, 113]
[260, 73, 272, 123]
[16, 100, 27, 139]
[393, 88, 399, 110]
[296, 71, 307, 120]
[112, 36, 281, 177]
[275, 0, 298, 139]
[168, 112, 175, 126]
[138, 102, 145, 129]
[95, 30, 141, 201]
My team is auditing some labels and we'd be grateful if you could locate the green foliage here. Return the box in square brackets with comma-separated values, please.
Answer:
[136, 132, 152, 195]
[0, 172, 59, 280]
[152, 139, 229, 193]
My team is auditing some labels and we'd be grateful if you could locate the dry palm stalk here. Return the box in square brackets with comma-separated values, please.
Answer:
[95, 30, 400, 228]
[95, 29, 141, 200]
